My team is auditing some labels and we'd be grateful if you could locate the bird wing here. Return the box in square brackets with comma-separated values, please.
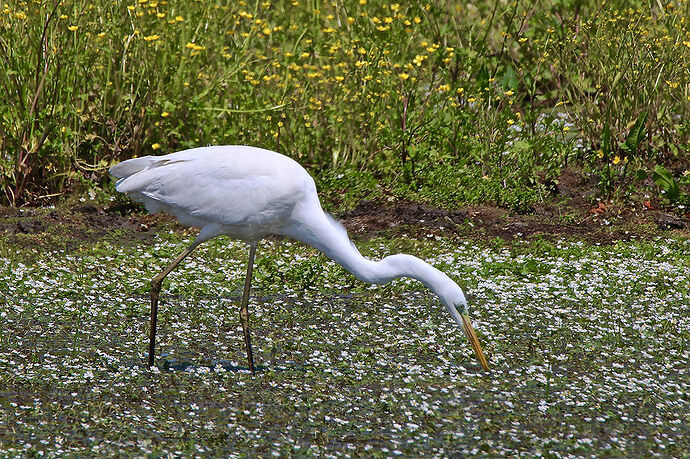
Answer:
[114, 147, 311, 228]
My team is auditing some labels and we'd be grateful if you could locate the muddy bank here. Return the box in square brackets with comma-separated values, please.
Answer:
[1, 196, 687, 257]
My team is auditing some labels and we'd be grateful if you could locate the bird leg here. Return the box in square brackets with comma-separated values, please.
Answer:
[240, 242, 258, 374]
[149, 242, 200, 367]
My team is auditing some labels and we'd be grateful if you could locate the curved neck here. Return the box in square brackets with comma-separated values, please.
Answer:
[282, 210, 457, 298]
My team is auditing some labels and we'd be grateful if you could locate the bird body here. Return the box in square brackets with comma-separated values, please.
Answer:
[112, 146, 313, 242]
[111, 145, 489, 371]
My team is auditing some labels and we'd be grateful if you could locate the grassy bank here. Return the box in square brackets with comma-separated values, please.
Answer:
[1, 0, 689, 210]
[1, 224, 688, 456]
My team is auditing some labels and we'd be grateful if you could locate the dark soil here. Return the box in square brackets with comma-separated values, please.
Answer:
[1, 191, 688, 256]
[3, 165, 689, 254]
[0, 203, 171, 255]
[338, 198, 689, 242]
[333, 168, 689, 242]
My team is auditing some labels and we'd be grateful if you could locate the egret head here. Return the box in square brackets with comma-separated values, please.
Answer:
[438, 282, 490, 371]
[439, 283, 468, 314]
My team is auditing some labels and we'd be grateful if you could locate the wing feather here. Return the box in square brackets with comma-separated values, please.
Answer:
[113, 146, 311, 228]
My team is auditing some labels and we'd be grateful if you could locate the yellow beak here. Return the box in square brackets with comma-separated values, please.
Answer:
[461, 314, 490, 370]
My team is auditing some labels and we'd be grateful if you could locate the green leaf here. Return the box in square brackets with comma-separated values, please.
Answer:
[475, 65, 490, 88]
[501, 66, 519, 90]
[624, 111, 647, 155]
[601, 121, 611, 156]
[651, 165, 680, 203]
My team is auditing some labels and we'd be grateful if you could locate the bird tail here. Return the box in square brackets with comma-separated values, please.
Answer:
[109, 156, 158, 179]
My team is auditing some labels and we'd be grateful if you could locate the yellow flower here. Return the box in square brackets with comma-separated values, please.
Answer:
[185, 42, 205, 51]
[457, 87, 464, 94]
[143, 34, 160, 41]
[596, 150, 604, 159]
[156, 12, 165, 19]
[152, 143, 161, 150]
[413, 16, 421, 23]
[613, 155, 621, 164]
[68, 25, 79, 32]
[161, 111, 170, 117]
[335, 75, 344, 82]
[505, 90, 514, 96]
[399, 72, 409, 80]
[175, 16, 184, 22]
[413, 54, 426, 66]
[15, 11, 27, 20]
[562, 126, 570, 132]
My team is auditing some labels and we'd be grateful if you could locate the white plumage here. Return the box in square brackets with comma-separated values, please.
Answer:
[111, 145, 489, 372]
[112, 147, 311, 238]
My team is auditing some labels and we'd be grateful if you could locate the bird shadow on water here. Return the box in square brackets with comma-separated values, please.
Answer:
[156, 357, 310, 374]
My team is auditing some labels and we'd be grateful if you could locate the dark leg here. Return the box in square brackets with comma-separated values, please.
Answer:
[149, 242, 199, 366]
[240, 242, 258, 373]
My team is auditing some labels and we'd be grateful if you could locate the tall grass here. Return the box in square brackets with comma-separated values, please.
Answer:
[1, 0, 688, 207]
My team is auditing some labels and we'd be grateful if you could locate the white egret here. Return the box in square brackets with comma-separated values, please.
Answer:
[110, 145, 489, 372]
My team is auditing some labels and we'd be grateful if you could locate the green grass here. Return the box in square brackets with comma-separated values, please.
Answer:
[1, 0, 688, 209]
[1, 228, 688, 456]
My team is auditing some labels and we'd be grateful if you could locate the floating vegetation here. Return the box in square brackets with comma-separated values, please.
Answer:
[1, 233, 688, 456]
